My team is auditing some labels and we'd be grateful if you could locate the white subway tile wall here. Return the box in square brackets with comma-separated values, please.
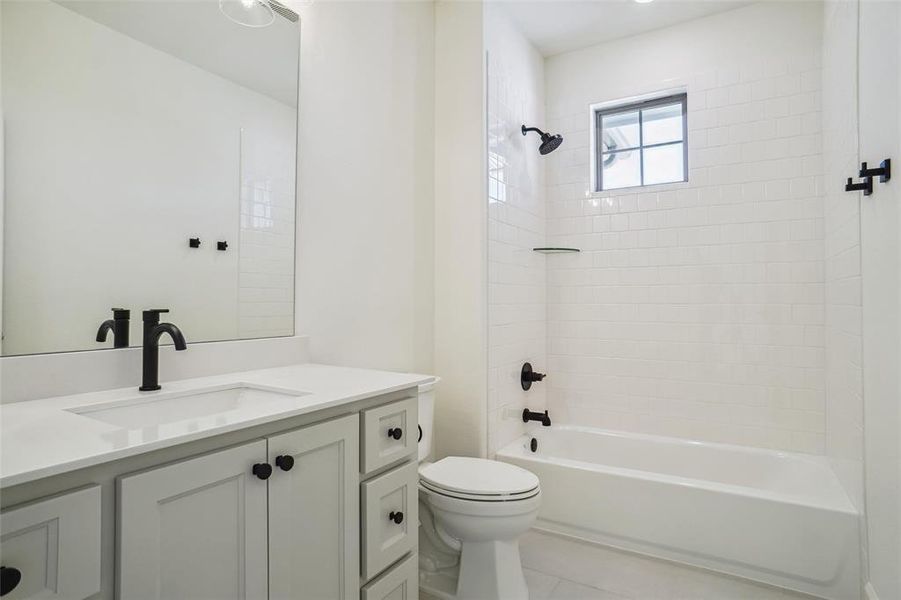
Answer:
[542, 4, 827, 453]
[487, 6, 548, 456]
[822, 0, 864, 509]
[238, 125, 296, 339]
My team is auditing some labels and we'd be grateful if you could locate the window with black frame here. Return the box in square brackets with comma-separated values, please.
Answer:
[596, 93, 688, 191]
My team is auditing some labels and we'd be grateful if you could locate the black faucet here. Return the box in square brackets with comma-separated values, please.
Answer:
[523, 409, 551, 427]
[140, 309, 187, 391]
[96, 308, 130, 348]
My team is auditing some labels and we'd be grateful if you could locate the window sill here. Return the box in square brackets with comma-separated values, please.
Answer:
[588, 179, 691, 197]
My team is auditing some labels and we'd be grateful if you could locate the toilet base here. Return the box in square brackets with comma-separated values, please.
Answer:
[419, 501, 532, 600]
[419, 542, 529, 600]
[456, 539, 529, 600]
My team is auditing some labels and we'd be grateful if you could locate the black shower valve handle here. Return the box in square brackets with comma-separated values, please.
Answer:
[521, 362, 547, 390]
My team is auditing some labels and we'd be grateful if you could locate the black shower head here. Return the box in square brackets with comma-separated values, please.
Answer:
[539, 133, 564, 155]
[522, 125, 564, 155]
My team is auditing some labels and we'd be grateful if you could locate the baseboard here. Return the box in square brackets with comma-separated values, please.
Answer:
[864, 582, 880, 600]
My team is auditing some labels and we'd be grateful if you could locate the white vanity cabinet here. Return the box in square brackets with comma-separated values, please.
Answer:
[0, 486, 101, 600]
[361, 461, 418, 580]
[359, 398, 419, 598]
[267, 415, 360, 599]
[361, 554, 418, 600]
[361, 397, 418, 473]
[1, 381, 427, 600]
[117, 440, 270, 599]
[117, 414, 359, 600]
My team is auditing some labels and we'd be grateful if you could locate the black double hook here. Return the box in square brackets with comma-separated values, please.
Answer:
[846, 159, 891, 196]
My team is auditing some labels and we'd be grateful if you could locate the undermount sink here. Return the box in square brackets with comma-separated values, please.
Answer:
[68, 384, 310, 429]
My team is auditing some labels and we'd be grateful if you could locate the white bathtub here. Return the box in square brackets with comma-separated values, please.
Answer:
[497, 426, 860, 600]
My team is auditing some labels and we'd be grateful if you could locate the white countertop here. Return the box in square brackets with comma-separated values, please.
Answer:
[0, 363, 433, 488]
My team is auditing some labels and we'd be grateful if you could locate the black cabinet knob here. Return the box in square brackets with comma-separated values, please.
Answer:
[252, 463, 272, 480]
[275, 455, 294, 472]
[388, 427, 403, 440]
[0, 566, 22, 596]
[188, 237, 201, 248]
[389, 511, 404, 525]
[217, 241, 228, 251]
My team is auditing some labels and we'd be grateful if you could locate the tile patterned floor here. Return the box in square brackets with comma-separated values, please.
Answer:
[519, 530, 821, 600]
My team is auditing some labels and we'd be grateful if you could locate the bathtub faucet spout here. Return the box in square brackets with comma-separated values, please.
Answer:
[523, 408, 551, 426]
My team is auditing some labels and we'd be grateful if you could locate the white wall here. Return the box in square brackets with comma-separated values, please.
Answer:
[1, 0, 295, 355]
[542, 3, 826, 453]
[859, 2, 901, 597]
[433, 0, 487, 459]
[0, 0, 4, 362]
[486, 5, 547, 456]
[294, 0, 435, 376]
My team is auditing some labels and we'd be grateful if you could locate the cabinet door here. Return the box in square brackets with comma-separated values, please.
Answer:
[0, 486, 101, 600]
[361, 462, 418, 580]
[268, 415, 359, 600]
[361, 553, 418, 600]
[361, 398, 417, 474]
[118, 441, 268, 600]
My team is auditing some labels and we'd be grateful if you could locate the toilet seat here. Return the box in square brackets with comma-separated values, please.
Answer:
[419, 457, 540, 502]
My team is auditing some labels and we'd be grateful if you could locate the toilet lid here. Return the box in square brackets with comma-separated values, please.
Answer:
[419, 457, 539, 498]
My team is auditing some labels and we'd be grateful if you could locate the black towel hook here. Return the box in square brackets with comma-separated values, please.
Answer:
[860, 159, 891, 184]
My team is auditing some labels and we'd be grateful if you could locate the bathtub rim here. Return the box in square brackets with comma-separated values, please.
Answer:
[497, 425, 858, 516]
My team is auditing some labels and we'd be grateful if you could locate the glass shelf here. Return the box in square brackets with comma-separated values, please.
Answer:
[532, 247, 581, 254]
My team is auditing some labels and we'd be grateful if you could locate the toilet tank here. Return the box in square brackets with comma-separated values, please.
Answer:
[418, 380, 437, 462]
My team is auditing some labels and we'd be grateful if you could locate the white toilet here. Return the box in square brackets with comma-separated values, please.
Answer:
[417, 383, 541, 600]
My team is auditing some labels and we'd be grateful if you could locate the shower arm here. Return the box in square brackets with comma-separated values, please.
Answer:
[521, 125, 547, 137]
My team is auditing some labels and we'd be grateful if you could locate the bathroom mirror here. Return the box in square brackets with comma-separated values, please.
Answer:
[0, 0, 300, 356]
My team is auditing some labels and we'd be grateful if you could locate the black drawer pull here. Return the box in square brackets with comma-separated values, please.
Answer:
[388, 427, 403, 440]
[389, 511, 404, 525]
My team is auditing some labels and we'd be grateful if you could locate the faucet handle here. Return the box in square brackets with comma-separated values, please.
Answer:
[142, 308, 170, 323]
[111, 308, 130, 320]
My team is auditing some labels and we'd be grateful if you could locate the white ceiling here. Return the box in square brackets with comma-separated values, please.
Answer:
[57, 1, 299, 106]
[499, 0, 754, 57]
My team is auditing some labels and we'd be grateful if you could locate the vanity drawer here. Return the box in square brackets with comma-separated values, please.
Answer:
[361, 461, 418, 580]
[0, 486, 101, 600]
[361, 397, 418, 474]
[360, 553, 418, 600]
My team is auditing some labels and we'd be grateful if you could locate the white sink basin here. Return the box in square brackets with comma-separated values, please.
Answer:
[68, 384, 309, 429]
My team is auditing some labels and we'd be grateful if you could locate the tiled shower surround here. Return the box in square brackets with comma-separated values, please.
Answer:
[487, 6, 547, 456]
[822, 0, 864, 508]
[538, 3, 828, 453]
